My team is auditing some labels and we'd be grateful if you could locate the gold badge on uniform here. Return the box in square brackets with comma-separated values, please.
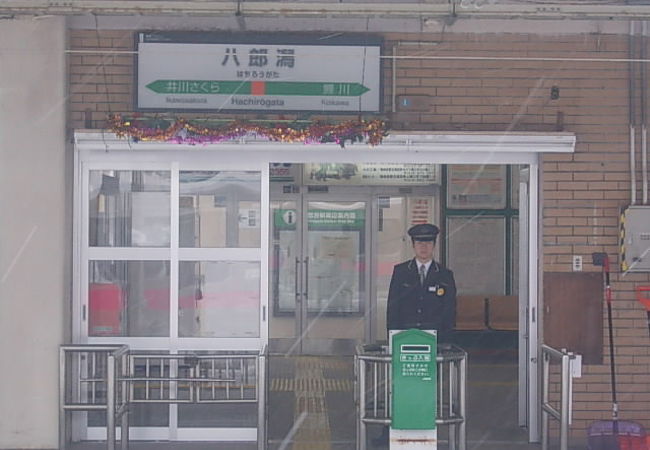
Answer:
[436, 287, 445, 296]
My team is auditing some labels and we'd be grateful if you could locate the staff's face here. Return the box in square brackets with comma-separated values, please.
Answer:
[413, 239, 435, 262]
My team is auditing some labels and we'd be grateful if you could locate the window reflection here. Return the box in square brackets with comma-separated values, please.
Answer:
[179, 261, 260, 338]
[447, 216, 506, 295]
[89, 171, 171, 247]
[179, 171, 261, 248]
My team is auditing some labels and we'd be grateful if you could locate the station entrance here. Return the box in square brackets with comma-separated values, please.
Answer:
[73, 131, 576, 447]
[265, 162, 529, 448]
[269, 167, 439, 355]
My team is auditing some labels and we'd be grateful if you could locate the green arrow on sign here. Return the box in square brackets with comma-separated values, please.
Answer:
[265, 81, 369, 96]
[146, 80, 370, 97]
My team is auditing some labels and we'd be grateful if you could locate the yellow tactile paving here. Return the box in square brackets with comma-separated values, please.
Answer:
[269, 356, 354, 449]
[270, 378, 353, 392]
[290, 357, 335, 450]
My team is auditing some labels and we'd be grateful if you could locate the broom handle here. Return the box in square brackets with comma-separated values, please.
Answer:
[607, 301, 619, 413]
[604, 262, 619, 431]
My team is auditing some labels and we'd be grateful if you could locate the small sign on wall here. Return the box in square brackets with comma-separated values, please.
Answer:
[238, 208, 259, 228]
[136, 32, 382, 113]
[396, 95, 431, 111]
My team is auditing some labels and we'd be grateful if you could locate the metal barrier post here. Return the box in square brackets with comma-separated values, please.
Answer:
[458, 355, 467, 450]
[357, 353, 367, 450]
[448, 358, 456, 450]
[541, 344, 575, 450]
[541, 350, 550, 450]
[59, 347, 68, 450]
[60, 345, 129, 450]
[385, 359, 391, 420]
[106, 352, 116, 449]
[356, 345, 466, 450]
[62, 346, 266, 449]
[119, 349, 129, 450]
[560, 352, 571, 450]
[257, 347, 267, 450]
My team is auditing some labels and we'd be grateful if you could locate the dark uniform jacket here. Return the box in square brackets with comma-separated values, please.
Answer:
[387, 258, 457, 342]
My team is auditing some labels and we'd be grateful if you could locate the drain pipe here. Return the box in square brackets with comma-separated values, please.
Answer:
[629, 21, 638, 205]
[643, 21, 649, 204]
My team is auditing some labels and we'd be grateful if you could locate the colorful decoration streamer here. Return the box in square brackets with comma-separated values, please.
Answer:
[107, 114, 387, 147]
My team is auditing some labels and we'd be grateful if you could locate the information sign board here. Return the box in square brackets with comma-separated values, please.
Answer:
[137, 32, 381, 112]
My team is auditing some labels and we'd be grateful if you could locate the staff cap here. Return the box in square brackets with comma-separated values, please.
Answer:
[408, 223, 439, 242]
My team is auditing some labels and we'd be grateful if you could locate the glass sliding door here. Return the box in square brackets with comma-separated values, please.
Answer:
[178, 170, 262, 341]
[269, 199, 301, 348]
[302, 200, 367, 352]
[79, 158, 267, 441]
[87, 170, 172, 339]
[269, 184, 439, 352]
[269, 196, 369, 354]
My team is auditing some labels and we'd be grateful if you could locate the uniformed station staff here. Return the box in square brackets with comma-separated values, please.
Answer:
[387, 223, 457, 342]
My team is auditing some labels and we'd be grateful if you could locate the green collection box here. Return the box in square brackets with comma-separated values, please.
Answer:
[391, 329, 438, 430]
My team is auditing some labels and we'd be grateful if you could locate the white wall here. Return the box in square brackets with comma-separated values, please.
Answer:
[0, 16, 67, 449]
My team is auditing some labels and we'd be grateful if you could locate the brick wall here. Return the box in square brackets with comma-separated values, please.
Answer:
[69, 29, 650, 439]
[381, 31, 650, 436]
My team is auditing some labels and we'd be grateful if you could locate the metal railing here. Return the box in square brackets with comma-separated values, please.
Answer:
[355, 344, 467, 450]
[127, 348, 267, 449]
[129, 351, 261, 403]
[60, 345, 267, 450]
[59, 345, 130, 450]
[541, 344, 577, 450]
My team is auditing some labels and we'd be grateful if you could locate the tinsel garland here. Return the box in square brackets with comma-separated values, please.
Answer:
[107, 114, 387, 147]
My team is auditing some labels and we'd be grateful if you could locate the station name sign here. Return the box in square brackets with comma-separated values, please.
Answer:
[136, 32, 382, 113]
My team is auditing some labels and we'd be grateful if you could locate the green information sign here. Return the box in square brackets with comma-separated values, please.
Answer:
[391, 329, 438, 430]
[147, 80, 370, 96]
[274, 209, 364, 230]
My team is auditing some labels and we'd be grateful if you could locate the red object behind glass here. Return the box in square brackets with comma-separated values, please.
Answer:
[89, 283, 123, 336]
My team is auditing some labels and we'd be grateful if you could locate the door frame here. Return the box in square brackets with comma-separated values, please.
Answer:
[74, 130, 575, 442]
